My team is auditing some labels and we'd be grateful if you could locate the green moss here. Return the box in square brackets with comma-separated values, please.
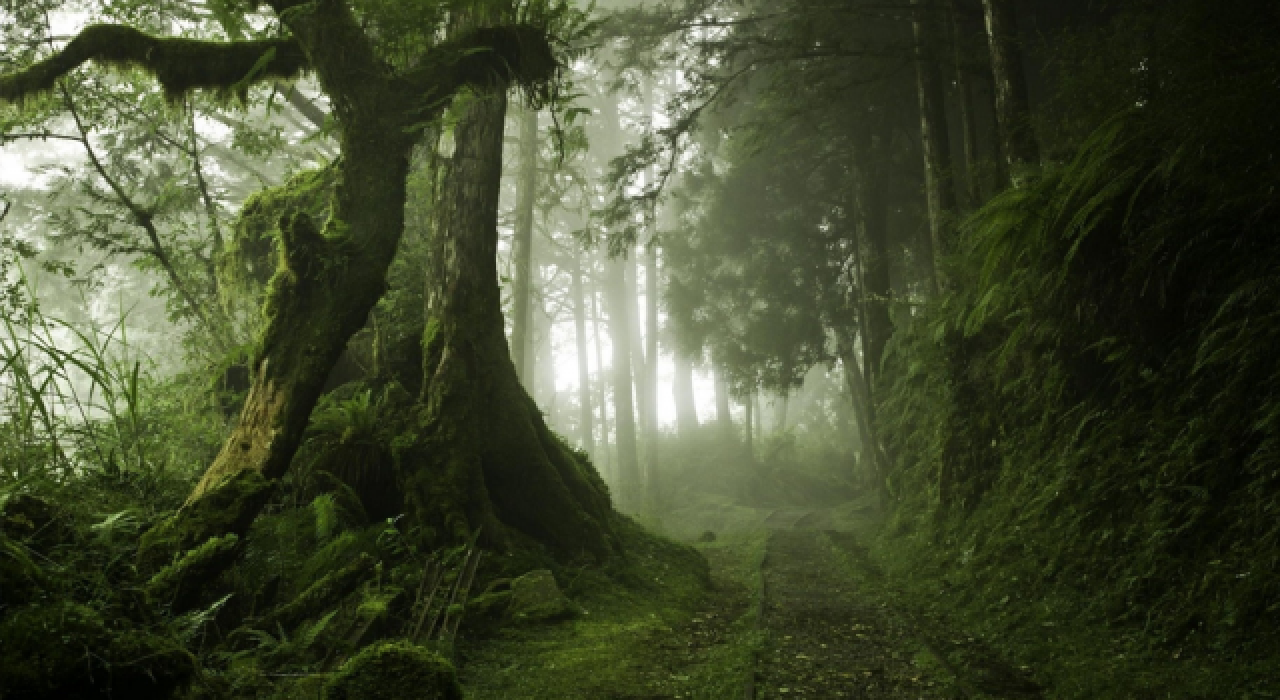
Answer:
[137, 469, 275, 575]
[219, 166, 338, 335]
[323, 641, 462, 700]
[0, 601, 195, 699]
[243, 552, 375, 638]
[0, 24, 309, 105]
[146, 533, 242, 612]
[0, 493, 74, 547]
[507, 569, 576, 624]
[458, 522, 753, 700]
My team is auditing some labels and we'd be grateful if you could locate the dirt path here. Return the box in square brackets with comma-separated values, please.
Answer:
[752, 528, 1042, 700]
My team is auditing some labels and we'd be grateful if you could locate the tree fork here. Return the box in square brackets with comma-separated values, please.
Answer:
[0, 5, 564, 571]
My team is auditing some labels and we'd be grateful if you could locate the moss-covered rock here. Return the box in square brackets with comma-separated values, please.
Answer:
[507, 568, 575, 623]
[323, 641, 461, 700]
[0, 601, 195, 699]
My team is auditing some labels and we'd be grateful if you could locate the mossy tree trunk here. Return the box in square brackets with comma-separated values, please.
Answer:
[2, 0, 602, 567]
[401, 90, 616, 559]
[2, 6, 568, 569]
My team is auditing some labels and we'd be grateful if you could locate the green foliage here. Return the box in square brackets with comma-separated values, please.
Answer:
[664, 132, 845, 397]
[877, 0, 1280, 670]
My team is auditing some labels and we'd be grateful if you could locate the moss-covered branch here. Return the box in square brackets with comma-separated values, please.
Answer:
[403, 25, 558, 106]
[0, 24, 308, 103]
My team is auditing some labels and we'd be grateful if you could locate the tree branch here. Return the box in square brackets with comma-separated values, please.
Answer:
[402, 26, 559, 109]
[0, 24, 308, 104]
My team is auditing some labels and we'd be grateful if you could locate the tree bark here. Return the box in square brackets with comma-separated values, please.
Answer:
[643, 244, 660, 511]
[589, 262, 612, 477]
[121, 5, 581, 567]
[981, 0, 1040, 184]
[714, 368, 732, 439]
[744, 393, 754, 459]
[912, 0, 959, 294]
[849, 112, 895, 379]
[572, 256, 594, 458]
[837, 339, 888, 505]
[949, 0, 984, 209]
[673, 351, 698, 437]
[405, 89, 614, 558]
[628, 254, 651, 441]
[509, 108, 538, 384]
[605, 255, 641, 511]
[752, 392, 762, 443]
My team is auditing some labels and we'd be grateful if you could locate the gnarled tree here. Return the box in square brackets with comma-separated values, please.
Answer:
[0, 0, 616, 571]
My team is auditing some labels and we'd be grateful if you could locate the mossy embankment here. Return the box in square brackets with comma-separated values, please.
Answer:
[863, 3, 1280, 696]
[460, 525, 764, 699]
[0, 464, 756, 700]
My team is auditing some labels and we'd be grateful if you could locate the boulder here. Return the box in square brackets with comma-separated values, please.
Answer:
[507, 569, 575, 623]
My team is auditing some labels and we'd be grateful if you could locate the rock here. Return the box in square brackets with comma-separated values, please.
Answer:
[507, 569, 575, 623]
[465, 589, 513, 621]
[323, 641, 461, 700]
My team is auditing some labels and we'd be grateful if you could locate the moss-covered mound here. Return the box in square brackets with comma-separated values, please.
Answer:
[0, 601, 195, 699]
[323, 641, 462, 700]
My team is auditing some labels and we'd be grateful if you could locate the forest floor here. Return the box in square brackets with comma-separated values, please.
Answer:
[457, 498, 1043, 699]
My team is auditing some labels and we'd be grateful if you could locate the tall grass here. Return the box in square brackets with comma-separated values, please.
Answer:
[0, 275, 161, 493]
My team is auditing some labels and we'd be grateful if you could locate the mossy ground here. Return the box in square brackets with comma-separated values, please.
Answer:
[458, 522, 764, 699]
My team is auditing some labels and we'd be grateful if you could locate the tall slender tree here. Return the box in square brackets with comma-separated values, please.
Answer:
[572, 255, 595, 457]
[673, 351, 699, 436]
[605, 255, 641, 509]
[912, 0, 959, 293]
[981, 0, 1040, 183]
[715, 367, 733, 438]
[643, 242, 660, 508]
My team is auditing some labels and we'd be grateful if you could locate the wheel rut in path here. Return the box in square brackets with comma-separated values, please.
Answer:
[753, 528, 1042, 699]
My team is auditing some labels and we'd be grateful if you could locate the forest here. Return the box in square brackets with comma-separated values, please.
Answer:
[0, 0, 1277, 697]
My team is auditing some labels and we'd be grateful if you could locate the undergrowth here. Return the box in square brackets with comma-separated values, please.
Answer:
[874, 1, 1280, 694]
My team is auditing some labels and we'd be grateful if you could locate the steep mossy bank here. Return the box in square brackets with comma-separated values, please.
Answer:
[0, 468, 708, 699]
[872, 3, 1280, 694]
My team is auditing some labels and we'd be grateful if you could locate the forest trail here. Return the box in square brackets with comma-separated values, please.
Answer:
[458, 505, 1045, 699]
[752, 525, 1044, 700]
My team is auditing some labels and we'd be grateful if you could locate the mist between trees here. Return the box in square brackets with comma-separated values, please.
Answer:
[1, 0, 1278, 697]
